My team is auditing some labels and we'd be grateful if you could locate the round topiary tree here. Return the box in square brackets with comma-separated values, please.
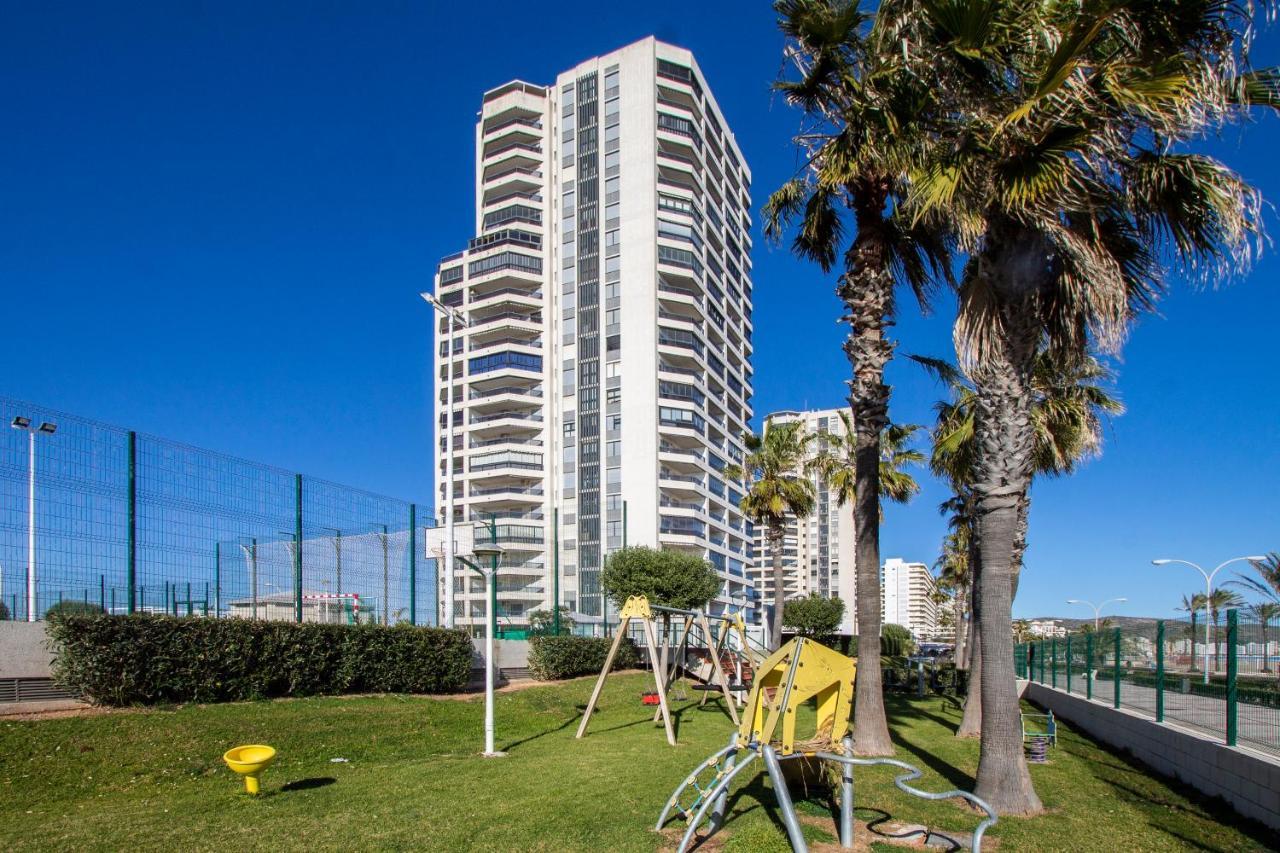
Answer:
[601, 546, 720, 611]
[783, 594, 846, 642]
[44, 600, 106, 620]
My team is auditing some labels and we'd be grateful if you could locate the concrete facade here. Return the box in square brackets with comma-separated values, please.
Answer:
[882, 558, 940, 641]
[0, 621, 55, 679]
[1025, 681, 1280, 832]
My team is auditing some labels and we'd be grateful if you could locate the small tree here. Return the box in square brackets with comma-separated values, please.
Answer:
[0, 599, 9, 620]
[45, 600, 105, 620]
[881, 623, 915, 657]
[783, 595, 845, 642]
[528, 606, 574, 636]
[601, 546, 720, 611]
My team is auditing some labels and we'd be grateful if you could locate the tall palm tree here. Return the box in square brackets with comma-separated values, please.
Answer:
[1231, 552, 1280, 603]
[1246, 602, 1280, 675]
[767, 0, 948, 756]
[729, 420, 816, 650]
[907, 0, 1272, 814]
[1179, 593, 1207, 672]
[920, 348, 1122, 737]
[1209, 589, 1244, 674]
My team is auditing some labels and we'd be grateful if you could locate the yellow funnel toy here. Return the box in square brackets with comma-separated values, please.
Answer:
[223, 744, 276, 795]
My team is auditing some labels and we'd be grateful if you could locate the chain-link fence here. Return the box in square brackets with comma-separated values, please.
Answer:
[1017, 610, 1279, 757]
[0, 397, 439, 626]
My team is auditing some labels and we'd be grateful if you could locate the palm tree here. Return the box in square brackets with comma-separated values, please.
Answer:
[1179, 593, 1207, 672]
[767, 0, 948, 756]
[808, 412, 925, 513]
[1231, 552, 1280, 603]
[920, 349, 1121, 737]
[906, 0, 1271, 814]
[1012, 620, 1033, 645]
[1208, 589, 1244, 674]
[728, 420, 816, 651]
[1246, 602, 1280, 675]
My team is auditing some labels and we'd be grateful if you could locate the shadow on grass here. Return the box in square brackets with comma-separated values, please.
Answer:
[280, 777, 335, 792]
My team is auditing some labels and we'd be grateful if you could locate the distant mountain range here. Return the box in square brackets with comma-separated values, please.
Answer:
[1028, 615, 1170, 631]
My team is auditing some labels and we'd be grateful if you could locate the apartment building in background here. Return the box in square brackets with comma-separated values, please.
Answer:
[882, 557, 940, 641]
[431, 37, 756, 634]
[749, 408, 857, 635]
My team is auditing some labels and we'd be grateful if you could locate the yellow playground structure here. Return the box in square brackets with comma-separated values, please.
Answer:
[656, 637, 999, 852]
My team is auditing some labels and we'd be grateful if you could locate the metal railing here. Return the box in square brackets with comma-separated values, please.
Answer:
[1016, 610, 1278, 756]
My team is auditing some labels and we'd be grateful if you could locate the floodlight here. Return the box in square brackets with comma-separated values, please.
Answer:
[11, 416, 30, 429]
[1151, 559, 1171, 565]
[37, 422, 57, 434]
[472, 541, 505, 561]
[1245, 556, 1267, 562]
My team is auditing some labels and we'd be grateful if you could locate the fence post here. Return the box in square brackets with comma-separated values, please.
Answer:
[99, 575, 105, 612]
[1066, 635, 1073, 694]
[214, 542, 221, 618]
[408, 503, 417, 626]
[1086, 633, 1094, 700]
[127, 430, 137, 614]
[294, 473, 303, 623]
[1113, 628, 1122, 709]
[1040, 640, 1046, 683]
[1156, 620, 1165, 723]
[1226, 609, 1238, 747]
[1051, 638, 1058, 688]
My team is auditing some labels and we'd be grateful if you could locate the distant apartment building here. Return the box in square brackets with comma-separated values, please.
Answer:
[1028, 619, 1069, 638]
[749, 408, 856, 635]
[431, 38, 756, 634]
[881, 557, 939, 641]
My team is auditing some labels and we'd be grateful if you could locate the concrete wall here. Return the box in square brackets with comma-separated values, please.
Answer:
[470, 638, 530, 671]
[1025, 682, 1280, 831]
[0, 622, 55, 678]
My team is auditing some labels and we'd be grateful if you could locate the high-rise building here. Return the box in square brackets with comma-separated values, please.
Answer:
[881, 557, 940, 641]
[431, 37, 756, 634]
[749, 408, 857, 635]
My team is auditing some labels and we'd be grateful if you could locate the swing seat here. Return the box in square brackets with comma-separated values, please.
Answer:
[641, 691, 662, 706]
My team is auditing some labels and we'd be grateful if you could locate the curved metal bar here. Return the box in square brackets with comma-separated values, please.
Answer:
[655, 736, 741, 830]
[762, 744, 808, 853]
[676, 752, 759, 853]
[813, 752, 998, 852]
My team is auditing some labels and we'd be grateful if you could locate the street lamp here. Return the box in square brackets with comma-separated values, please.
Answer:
[1066, 597, 1127, 633]
[457, 522, 504, 757]
[1153, 556, 1265, 684]
[421, 291, 468, 629]
[12, 417, 56, 621]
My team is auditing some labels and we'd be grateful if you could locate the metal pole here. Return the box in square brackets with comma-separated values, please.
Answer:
[126, 431, 137, 615]
[1204, 572, 1212, 684]
[839, 735, 854, 849]
[26, 428, 35, 621]
[214, 542, 221, 617]
[379, 524, 390, 625]
[294, 474, 303, 623]
[99, 574, 105, 612]
[1066, 635, 1072, 694]
[1113, 628, 1122, 709]
[1155, 620, 1165, 723]
[553, 507, 561, 636]
[445, 309, 456, 629]
[251, 538, 258, 620]
[485, 517, 499, 757]
[1051, 638, 1057, 689]
[1226, 609, 1238, 746]
[1086, 633, 1094, 701]
[409, 504, 417, 626]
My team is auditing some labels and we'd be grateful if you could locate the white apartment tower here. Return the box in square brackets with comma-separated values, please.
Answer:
[749, 409, 857, 635]
[432, 38, 756, 633]
[882, 557, 940, 641]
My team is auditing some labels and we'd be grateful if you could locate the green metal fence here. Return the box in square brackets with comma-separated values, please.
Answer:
[0, 397, 439, 625]
[1016, 610, 1279, 756]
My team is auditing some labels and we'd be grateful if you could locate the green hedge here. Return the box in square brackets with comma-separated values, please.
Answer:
[47, 614, 473, 705]
[527, 635, 640, 681]
[1118, 667, 1280, 709]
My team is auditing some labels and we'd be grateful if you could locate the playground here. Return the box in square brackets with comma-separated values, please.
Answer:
[1, 671, 1272, 852]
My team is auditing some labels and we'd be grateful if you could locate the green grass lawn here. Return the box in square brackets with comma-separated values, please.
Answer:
[0, 673, 1273, 852]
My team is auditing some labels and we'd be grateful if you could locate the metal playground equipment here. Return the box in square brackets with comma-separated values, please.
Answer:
[656, 637, 998, 852]
[575, 595, 751, 746]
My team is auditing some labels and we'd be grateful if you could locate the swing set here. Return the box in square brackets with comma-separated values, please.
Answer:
[656, 636, 999, 853]
[575, 596, 759, 746]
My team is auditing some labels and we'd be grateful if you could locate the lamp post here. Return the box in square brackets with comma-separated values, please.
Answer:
[11, 417, 57, 621]
[458, 519, 504, 757]
[421, 291, 468, 629]
[1066, 597, 1128, 633]
[1153, 556, 1265, 684]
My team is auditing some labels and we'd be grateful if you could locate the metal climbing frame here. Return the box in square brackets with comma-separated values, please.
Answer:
[656, 637, 998, 852]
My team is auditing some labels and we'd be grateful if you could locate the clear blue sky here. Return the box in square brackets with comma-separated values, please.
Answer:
[2, 2, 1276, 621]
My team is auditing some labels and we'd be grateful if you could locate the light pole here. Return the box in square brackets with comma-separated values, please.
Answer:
[1066, 597, 1128, 633]
[1153, 556, 1264, 684]
[11, 417, 56, 621]
[457, 519, 504, 757]
[421, 291, 468, 629]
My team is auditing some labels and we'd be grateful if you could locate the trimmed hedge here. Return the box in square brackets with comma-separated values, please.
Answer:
[527, 635, 640, 681]
[47, 614, 473, 706]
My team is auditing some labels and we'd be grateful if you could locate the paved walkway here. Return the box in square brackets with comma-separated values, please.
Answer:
[1039, 675, 1279, 757]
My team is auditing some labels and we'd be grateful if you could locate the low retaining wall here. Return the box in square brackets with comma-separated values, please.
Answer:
[0, 622, 55, 679]
[1024, 681, 1280, 831]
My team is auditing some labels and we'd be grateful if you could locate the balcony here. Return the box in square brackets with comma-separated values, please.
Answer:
[468, 351, 542, 376]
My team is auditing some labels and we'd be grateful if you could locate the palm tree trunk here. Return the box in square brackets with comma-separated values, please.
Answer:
[769, 525, 785, 650]
[1189, 614, 1198, 670]
[953, 585, 969, 668]
[843, 180, 895, 756]
[958, 570, 982, 737]
[1262, 622, 1271, 673]
[971, 303, 1044, 816]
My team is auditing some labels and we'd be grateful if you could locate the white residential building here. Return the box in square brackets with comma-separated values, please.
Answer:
[431, 38, 755, 634]
[1028, 619, 1069, 638]
[749, 408, 857, 635]
[881, 557, 939, 641]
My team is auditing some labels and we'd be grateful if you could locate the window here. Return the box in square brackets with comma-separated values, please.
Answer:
[564, 421, 576, 436]
[469, 352, 542, 374]
[467, 251, 541, 277]
[606, 361, 621, 379]
[608, 414, 622, 430]
[606, 440, 621, 459]
[606, 388, 621, 404]
[439, 265, 464, 285]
